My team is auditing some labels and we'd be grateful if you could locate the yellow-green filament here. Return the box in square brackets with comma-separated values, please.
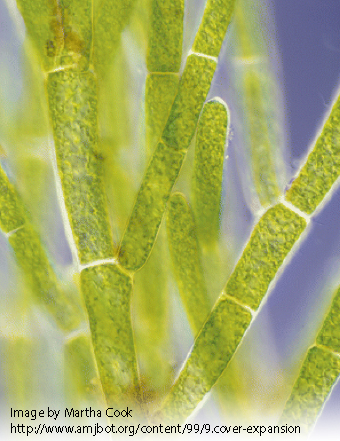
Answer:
[147, 0, 184, 73]
[193, 100, 228, 245]
[167, 192, 211, 334]
[81, 264, 139, 408]
[47, 70, 114, 264]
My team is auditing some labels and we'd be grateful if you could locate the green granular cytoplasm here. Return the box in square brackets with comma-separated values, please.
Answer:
[280, 346, 340, 431]
[193, 0, 236, 57]
[0, 166, 27, 233]
[162, 54, 216, 150]
[316, 286, 340, 353]
[243, 71, 280, 206]
[167, 192, 211, 334]
[93, 0, 136, 72]
[285, 93, 340, 214]
[16, 0, 63, 71]
[119, 56, 216, 271]
[145, 73, 179, 154]
[225, 204, 306, 310]
[147, 0, 184, 73]
[64, 334, 104, 405]
[9, 225, 81, 332]
[280, 285, 340, 431]
[81, 264, 139, 408]
[47, 70, 114, 264]
[59, 0, 92, 70]
[193, 100, 228, 245]
[155, 203, 306, 421]
[119, 141, 185, 271]
[119, 0, 239, 272]
[155, 298, 251, 422]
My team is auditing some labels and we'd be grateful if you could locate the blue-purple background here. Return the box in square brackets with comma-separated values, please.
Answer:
[1, 0, 340, 434]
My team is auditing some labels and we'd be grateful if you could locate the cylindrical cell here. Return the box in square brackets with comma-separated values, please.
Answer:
[285, 94, 340, 214]
[225, 204, 306, 310]
[145, 73, 179, 155]
[81, 264, 139, 408]
[193, 100, 228, 246]
[155, 298, 251, 422]
[147, 0, 184, 73]
[162, 54, 216, 151]
[118, 141, 185, 271]
[192, 0, 236, 58]
[154, 203, 306, 422]
[47, 70, 115, 264]
[0, 166, 26, 233]
[167, 192, 211, 334]
[316, 286, 340, 353]
[9, 225, 82, 332]
[280, 345, 340, 432]
[119, 46, 218, 273]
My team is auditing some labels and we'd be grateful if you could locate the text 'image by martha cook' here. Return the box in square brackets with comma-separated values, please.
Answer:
[1, 0, 340, 440]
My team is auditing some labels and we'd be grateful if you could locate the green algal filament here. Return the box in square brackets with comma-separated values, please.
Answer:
[156, 204, 306, 421]
[193, 100, 228, 246]
[0, 164, 81, 331]
[81, 264, 139, 408]
[147, 0, 184, 73]
[47, 70, 114, 265]
[119, 55, 216, 271]
[193, 0, 237, 57]
[285, 93, 340, 214]
[167, 192, 211, 334]
[145, 73, 179, 155]
[281, 285, 340, 431]
[280, 346, 340, 432]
